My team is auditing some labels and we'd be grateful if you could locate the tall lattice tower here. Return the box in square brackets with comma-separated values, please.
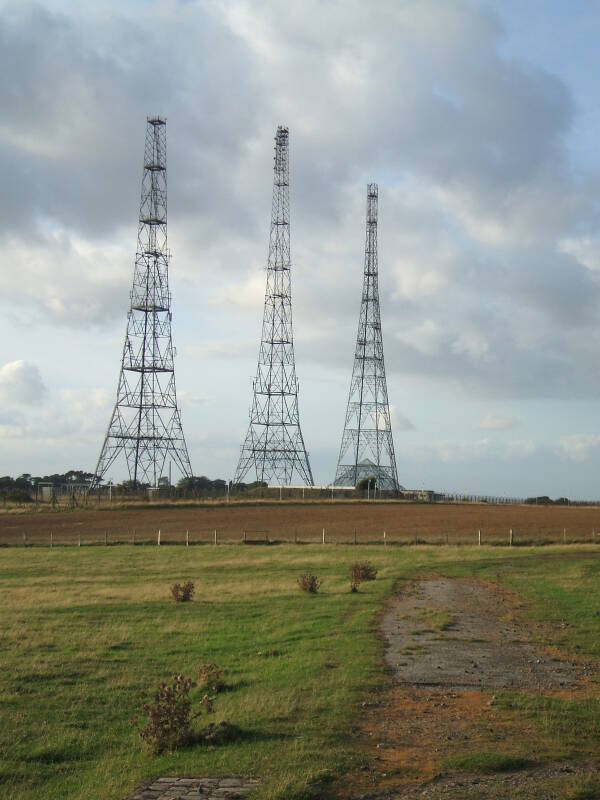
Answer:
[91, 117, 193, 489]
[234, 126, 313, 487]
[334, 183, 400, 491]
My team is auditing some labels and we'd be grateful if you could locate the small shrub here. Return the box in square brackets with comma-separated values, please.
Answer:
[198, 661, 226, 693]
[349, 561, 378, 592]
[171, 581, 195, 602]
[138, 674, 195, 754]
[297, 573, 322, 593]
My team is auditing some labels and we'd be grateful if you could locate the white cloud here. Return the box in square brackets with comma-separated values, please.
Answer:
[390, 406, 415, 431]
[177, 389, 212, 406]
[451, 330, 490, 362]
[392, 259, 448, 301]
[559, 236, 600, 272]
[0, 360, 46, 406]
[479, 413, 519, 430]
[183, 340, 256, 361]
[559, 434, 600, 461]
[404, 437, 536, 463]
[396, 319, 445, 357]
[208, 269, 266, 311]
[503, 439, 536, 459]
[1, 230, 129, 326]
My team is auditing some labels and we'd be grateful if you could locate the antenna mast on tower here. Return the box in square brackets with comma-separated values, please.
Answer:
[334, 183, 400, 491]
[91, 117, 192, 489]
[234, 126, 313, 486]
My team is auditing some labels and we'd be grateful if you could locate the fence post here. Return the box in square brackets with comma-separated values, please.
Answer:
[293, 528, 297, 544]
[563, 527, 567, 544]
[22, 532, 26, 547]
[354, 527, 357, 545]
[214, 529, 218, 546]
[50, 531, 53, 548]
[157, 530, 161, 546]
[78, 534, 81, 547]
[132, 529, 135, 545]
[105, 531, 108, 546]
[478, 529, 481, 546]
[243, 529, 247, 543]
[322, 527, 325, 544]
[414, 531, 418, 546]
[593, 528, 596, 542]
[509, 528, 513, 547]
[383, 530, 386, 546]
[186, 529, 189, 547]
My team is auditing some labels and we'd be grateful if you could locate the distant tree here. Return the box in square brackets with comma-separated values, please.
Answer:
[0, 476, 14, 491]
[177, 476, 229, 498]
[554, 497, 570, 506]
[117, 479, 149, 493]
[525, 496, 552, 505]
[233, 480, 267, 492]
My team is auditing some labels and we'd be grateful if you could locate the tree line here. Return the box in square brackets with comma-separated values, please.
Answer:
[0, 471, 265, 502]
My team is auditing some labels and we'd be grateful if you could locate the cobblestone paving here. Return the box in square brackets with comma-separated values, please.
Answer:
[125, 777, 259, 800]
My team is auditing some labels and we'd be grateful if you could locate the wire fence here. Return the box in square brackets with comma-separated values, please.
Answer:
[3, 526, 600, 548]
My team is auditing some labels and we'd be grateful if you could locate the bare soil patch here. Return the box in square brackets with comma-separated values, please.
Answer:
[359, 762, 600, 800]
[383, 579, 580, 691]
[334, 578, 597, 799]
[2, 501, 600, 545]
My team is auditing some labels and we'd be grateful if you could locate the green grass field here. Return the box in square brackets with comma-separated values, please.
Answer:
[1, 545, 599, 800]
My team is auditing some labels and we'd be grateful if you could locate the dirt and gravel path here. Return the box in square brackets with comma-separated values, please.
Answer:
[335, 577, 598, 800]
[382, 579, 579, 691]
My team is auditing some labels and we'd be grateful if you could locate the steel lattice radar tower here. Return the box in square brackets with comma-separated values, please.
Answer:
[91, 117, 193, 489]
[334, 184, 400, 491]
[234, 126, 314, 487]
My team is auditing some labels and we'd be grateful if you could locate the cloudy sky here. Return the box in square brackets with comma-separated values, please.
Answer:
[2, 0, 600, 497]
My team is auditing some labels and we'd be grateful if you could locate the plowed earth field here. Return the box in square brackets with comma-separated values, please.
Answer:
[1, 502, 600, 546]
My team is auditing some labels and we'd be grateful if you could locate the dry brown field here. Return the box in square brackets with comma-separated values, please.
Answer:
[1, 501, 600, 546]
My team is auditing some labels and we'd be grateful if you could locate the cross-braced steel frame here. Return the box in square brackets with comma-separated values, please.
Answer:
[334, 184, 400, 491]
[91, 117, 193, 489]
[233, 126, 314, 486]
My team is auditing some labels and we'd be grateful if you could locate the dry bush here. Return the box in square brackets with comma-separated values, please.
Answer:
[349, 561, 378, 592]
[170, 581, 195, 602]
[297, 573, 322, 594]
[198, 662, 226, 693]
[138, 674, 205, 754]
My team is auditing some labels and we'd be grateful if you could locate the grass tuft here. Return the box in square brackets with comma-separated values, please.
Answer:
[442, 752, 531, 774]
[492, 693, 600, 745]
[568, 776, 600, 800]
[416, 608, 454, 632]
